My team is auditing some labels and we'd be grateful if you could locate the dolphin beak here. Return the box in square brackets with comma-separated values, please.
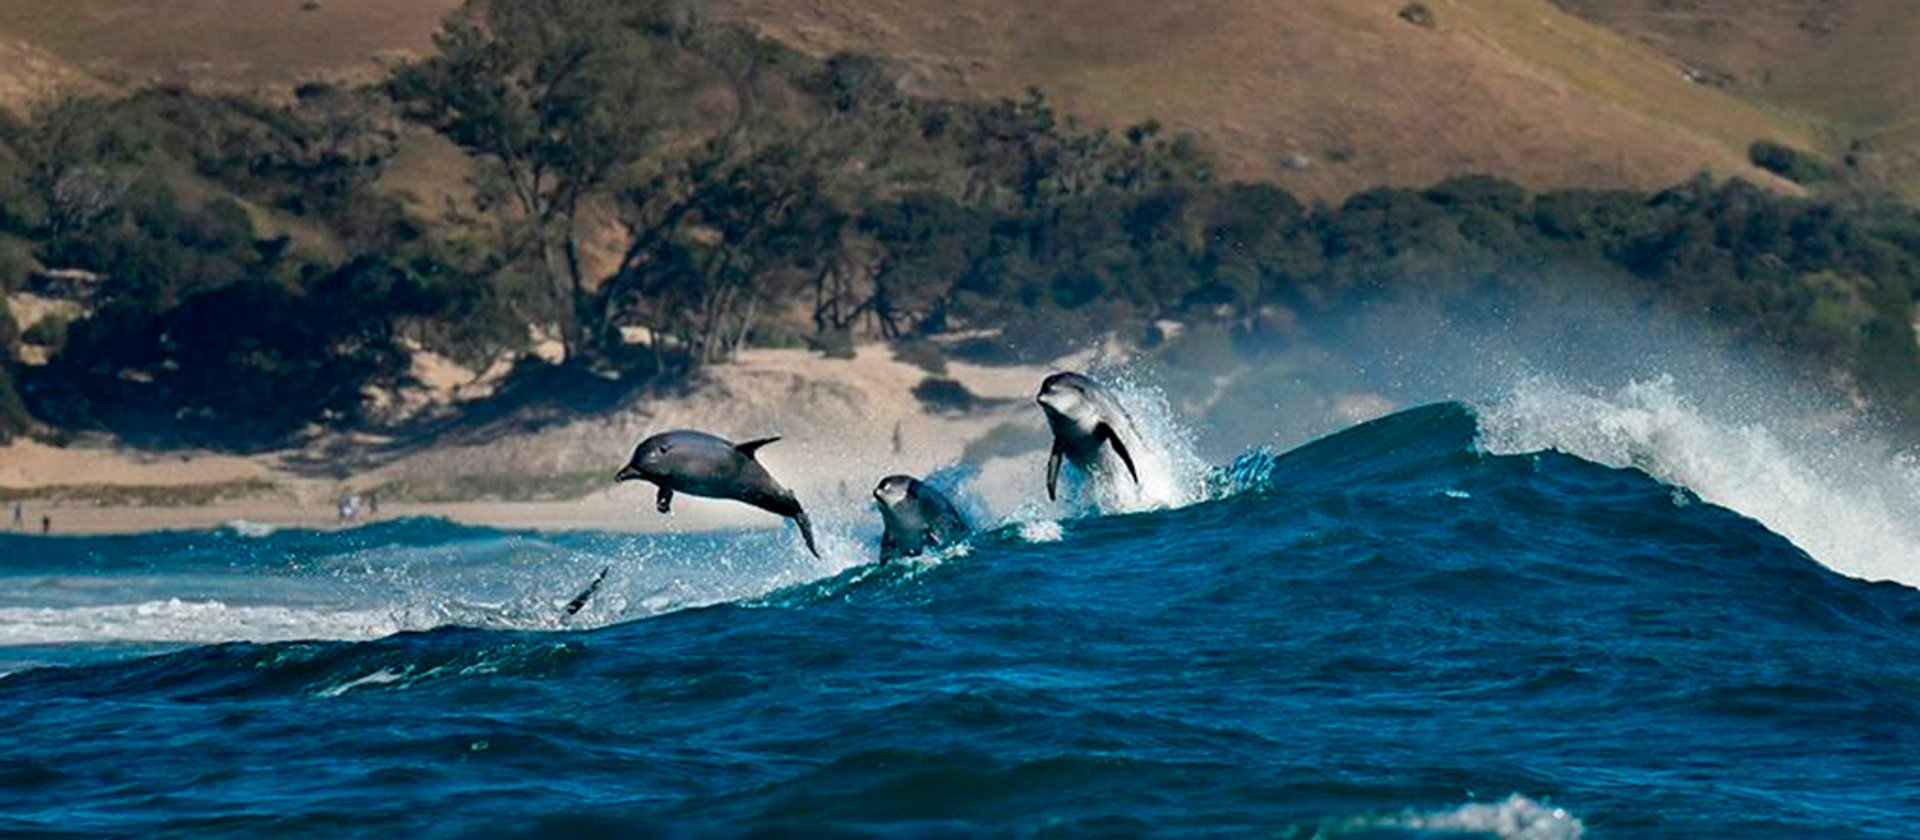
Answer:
[615, 465, 644, 483]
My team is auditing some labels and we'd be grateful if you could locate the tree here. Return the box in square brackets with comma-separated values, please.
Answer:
[604, 141, 846, 365]
[388, 0, 666, 357]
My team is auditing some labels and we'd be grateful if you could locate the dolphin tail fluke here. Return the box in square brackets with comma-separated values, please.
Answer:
[792, 507, 821, 558]
[563, 566, 611, 618]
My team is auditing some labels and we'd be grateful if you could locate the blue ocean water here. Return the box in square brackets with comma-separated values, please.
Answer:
[2, 402, 1917, 838]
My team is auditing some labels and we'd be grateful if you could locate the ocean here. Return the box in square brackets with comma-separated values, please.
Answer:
[2, 391, 1918, 838]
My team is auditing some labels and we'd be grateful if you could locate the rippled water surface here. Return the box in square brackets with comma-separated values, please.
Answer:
[3, 403, 1917, 838]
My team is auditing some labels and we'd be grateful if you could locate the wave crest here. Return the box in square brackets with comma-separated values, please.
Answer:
[1477, 377, 1920, 586]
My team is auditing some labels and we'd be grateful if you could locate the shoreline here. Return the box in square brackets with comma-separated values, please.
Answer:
[0, 343, 1068, 537]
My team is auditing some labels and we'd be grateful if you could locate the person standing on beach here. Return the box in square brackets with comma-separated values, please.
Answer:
[40, 515, 50, 534]
[11, 503, 20, 529]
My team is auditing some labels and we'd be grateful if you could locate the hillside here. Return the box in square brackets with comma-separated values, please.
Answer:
[1548, 0, 1920, 198]
[0, 38, 105, 113]
[0, 0, 1826, 198]
[0, 0, 1913, 456]
[0, 0, 459, 96]
[701, 0, 1815, 198]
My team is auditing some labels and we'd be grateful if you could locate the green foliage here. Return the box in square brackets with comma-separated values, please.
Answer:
[1749, 140, 1837, 186]
[0, 307, 23, 442]
[2, 0, 1918, 447]
[1398, 3, 1436, 27]
[891, 339, 948, 374]
[809, 329, 857, 360]
[0, 363, 27, 442]
[20, 312, 69, 348]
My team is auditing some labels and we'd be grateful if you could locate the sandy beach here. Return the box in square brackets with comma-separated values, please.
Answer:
[0, 344, 1066, 536]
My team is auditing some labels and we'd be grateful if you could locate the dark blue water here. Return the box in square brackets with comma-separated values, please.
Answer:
[3, 403, 1917, 838]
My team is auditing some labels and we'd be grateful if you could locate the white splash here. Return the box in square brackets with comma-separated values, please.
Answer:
[1016, 519, 1065, 543]
[1041, 369, 1211, 515]
[1478, 376, 1920, 586]
[1355, 794, 1586, 840]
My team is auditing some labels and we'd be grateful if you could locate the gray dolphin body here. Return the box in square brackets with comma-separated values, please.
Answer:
[1036, 371, 1143, 501]
[873, 475, 971, 562]
[616, 430, 819, 557]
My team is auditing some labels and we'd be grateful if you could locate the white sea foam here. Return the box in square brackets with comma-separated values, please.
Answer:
[1016, 519, 1065, 543]
[1478, 377, 1920, 586]
[317, 667, 409, 698]
[221, 519, 278, 538]
[1349, 794, 1586, 840]
[0, 600, 410, 646]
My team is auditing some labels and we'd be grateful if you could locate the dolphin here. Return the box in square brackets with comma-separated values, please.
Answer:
[873, 474, 972, 562]
[1035, 371, 1143, 501]
[616, 430, 820, 557]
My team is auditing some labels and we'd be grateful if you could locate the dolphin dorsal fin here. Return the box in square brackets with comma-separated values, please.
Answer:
[735, 436, 782, 460]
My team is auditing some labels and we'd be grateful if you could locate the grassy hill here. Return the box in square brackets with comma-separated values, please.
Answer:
[0, 0, 1912, 453]
[0, 0, 1845, 200]
[1549, 0, 1920, 198]
[700, 0, 1819, 198]
[0, 0, 459, 96]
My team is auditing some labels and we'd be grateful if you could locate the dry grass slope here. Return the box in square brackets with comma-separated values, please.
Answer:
[704, 0, 1813, 197]
[1549, 0, 1920, 197]
[0, 0, 461, 93]
[0, 0, 1894, 196]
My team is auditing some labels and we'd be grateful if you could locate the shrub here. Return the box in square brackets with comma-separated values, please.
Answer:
[891, 339, 949, 374]
[809, 329, 857, 360]
[21, 313, 69, 348]
[1749, 140, 1836, 185]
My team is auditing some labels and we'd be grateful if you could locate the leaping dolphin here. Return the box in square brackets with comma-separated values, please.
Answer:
[1035, 371, 1143, 501]
[616, 430, 820, 557]
[872, 474, 972, 562]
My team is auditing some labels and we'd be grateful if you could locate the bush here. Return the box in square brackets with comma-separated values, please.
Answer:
[0, 364, 29, 441]
[1398, 3, 1435, 27]
[891, 339, 949, 374]
[1749, 140, 1836, 186]
[809, 329, 857, 360]
[21, 313, 69, 348]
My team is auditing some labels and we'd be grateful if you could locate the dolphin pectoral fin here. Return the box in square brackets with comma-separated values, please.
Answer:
[1097, 423, 1140, 485]
[734, 436, 782, 460]
[1046, 441, 1064, 501]
[792, 507, 821, 558]
[563, 566, 611, 618]
[879, 530, 900, 564]
[656, 486, 674, 514]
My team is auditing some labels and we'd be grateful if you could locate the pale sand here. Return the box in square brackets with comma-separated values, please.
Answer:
[0, 343, 1072, 536]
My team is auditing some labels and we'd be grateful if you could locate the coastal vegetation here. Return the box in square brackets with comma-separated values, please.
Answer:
[0, 0, 1915, 449]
